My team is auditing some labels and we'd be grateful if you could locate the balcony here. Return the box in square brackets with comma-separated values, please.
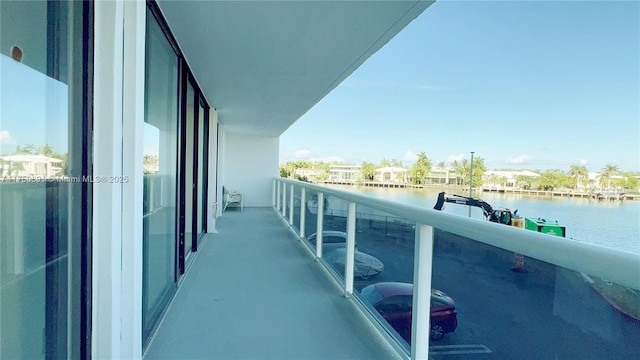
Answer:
[143, 206, 399, 359]
[145, 179, 640, 359]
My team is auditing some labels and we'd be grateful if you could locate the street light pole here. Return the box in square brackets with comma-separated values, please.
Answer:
[468, 151, 475, 217]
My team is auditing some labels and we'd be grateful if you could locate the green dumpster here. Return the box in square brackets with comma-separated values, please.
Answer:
[525, 218, 566, 237]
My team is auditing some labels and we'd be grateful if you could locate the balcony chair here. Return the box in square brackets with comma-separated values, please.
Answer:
[223, 186, 243, 212]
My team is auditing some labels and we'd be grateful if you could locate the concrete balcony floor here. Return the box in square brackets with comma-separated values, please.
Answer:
[144, 207, 398, 359]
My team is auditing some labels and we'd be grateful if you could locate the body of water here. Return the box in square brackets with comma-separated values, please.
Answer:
[327, 185, 640, 255]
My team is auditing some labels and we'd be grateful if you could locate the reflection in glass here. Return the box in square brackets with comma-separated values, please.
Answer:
[302, 190, 319, 247]
[1, 0, 86, 358]
[351, 205, 415, 349]
[197, 101, 205, 235]
[143, 7, 178, 344]
[427, 230, 640, 358]
[291, 185, 301, 233]
[184, 82, 195, 257]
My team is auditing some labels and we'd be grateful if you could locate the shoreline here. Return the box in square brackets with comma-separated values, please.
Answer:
[321, 181, 640, 201]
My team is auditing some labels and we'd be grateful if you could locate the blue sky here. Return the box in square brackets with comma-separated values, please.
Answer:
[0, 55, 68, 154]
[280, 0, 640, 172]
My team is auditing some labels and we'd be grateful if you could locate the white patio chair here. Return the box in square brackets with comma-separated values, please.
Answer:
[223, 186, 243, 212]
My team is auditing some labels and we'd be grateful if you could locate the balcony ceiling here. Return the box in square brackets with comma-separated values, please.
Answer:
[156, 0, 434, 136]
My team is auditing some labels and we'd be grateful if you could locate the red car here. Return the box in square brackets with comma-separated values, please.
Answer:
[360, 282, 457, 341]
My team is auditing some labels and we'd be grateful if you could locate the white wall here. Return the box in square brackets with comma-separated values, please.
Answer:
[221, 131, 278, 207]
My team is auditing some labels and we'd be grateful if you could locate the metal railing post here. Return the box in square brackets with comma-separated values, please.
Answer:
[289, 184, 294, 225]
[281, 182, 287, 217]
[411, 223, 434, 360]
[276, 180, 281, 211]
[316, 192, 324, 259]
[272, 179, 276, 208]
[345, 202, 356, 297]
[300, 187, 306, 239]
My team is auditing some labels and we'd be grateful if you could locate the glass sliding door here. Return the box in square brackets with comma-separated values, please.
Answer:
[142, 6, 179, 344]
[196, 98, 208, 236]
[179, 78, 209, 269]
[183, 81, 196, 259]
[0, 0, 90, 358]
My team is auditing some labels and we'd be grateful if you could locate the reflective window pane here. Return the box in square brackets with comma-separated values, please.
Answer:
[184, 82, 195, 256]
[143, 7, 179, 342]
[1, 1, 87, 357]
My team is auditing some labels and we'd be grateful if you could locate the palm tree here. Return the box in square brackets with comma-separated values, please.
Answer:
[410, 152, 432, 185]
[360, 161, 376, 181]
[599, 164, 620, 189]
[485, 174, 501, 188]
[568, 165, 589, 191]
[390, 158, 403, 167]
[39, 144, 55, 157]
[451, 160, 462, 185]
[18, 144, 36, 154]
[459, 159, 470, 186]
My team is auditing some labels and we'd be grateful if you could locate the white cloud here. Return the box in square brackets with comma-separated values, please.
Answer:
[0, 130, 16, 145]
[404, 151, 418, 162]
[293, 149, 311, 159]
[579, 159, 588, 165]
[320, 156, 345, 163]
[447, 153, 464, 162]
[508, 154, 529, 164]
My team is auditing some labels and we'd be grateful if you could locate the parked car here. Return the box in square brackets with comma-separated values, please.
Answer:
[324, 248, 384, 279]
[306, 231, 356, 253]
[360, 282, 457, 341]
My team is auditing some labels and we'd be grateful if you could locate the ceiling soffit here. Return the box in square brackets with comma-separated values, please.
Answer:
[157, 1, 434, 136]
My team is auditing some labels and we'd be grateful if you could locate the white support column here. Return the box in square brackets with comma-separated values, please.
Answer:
[276, 180, 281, 211]
[344, 202, 356, 297]
[207, 110, 219, 233]
[288, 184, 294, 225]
[92, 1, 124, 358]
[300, 187, 306, 239]
[316, 192, 324, 259]
[120, 1, 145, 358]
[411, 224, 434, 360]
[217, 125, 226, 217]
[281, 182, 287, 217]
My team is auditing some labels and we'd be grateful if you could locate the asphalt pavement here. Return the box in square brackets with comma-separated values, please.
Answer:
[292, 209, 640, 359]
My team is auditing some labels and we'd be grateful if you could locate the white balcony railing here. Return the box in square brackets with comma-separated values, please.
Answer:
[273, 178, 640, 360]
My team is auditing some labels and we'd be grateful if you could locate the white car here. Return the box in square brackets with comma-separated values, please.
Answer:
[325, 248, 384, 279]
[306, 231, 357, 253]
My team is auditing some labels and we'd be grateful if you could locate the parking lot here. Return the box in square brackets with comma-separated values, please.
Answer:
[293, 208, 640, 359]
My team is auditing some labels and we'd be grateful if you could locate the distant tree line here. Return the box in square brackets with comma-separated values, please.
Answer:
[515, 164, 638, 191]
[279, 160, 331, 182]
[280, 157, 639, 192]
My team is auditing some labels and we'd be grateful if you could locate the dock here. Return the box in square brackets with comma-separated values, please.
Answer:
[482, 188, 638, 201]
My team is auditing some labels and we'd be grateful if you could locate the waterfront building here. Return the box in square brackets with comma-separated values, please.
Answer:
[328, 164, 362, 183]
[483, 169, 540, 189]
[0, 154, 64, 178]
[294, 167, 325, 182]
[425, 166, 458, 185]
[375, 166, 409, 183]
